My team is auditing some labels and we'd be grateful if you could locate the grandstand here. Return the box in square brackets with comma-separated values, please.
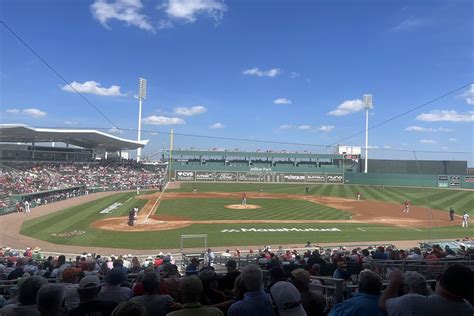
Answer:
[0, 124, 166, 214]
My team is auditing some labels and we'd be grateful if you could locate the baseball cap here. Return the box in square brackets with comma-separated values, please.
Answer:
[291, 268, 311, 284]
[270, 281, 307, 316]
[403, 271, 426, 288]
[79, 275, 101, 289]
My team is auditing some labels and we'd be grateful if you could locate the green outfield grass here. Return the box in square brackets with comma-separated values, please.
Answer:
[157, 198, 350, 220]
[20, 185, 473, 249]
[170, 183, 474, 212]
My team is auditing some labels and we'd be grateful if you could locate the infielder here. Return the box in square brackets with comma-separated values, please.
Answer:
[242, 193, 247, 206]
[462, 212, 470, 228]
[356, 192, 361, 201]
[449, 207, 455, 221]
[136, 186, 140, 195]
[403, 200, 410, 213]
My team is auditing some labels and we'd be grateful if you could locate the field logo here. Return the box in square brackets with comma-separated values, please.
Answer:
[100, 202, 123, 214]
[51, 230, 85, 238]
[221, 227, 341, 233]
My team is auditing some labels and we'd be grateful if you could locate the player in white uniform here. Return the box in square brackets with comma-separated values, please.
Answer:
[24, 200, 31, 214]
[462, 212, 470, 228]
[136, 186, 140, 195]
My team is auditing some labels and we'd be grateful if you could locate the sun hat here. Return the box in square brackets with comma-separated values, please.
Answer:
[270, 281, 307, 316]
[79, 275, 101, 289]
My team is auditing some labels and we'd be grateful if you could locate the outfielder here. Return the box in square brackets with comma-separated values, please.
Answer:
[462, 212, 470, 228]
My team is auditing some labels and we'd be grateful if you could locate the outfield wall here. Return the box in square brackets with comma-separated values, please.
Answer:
[172, 169, 474, 189]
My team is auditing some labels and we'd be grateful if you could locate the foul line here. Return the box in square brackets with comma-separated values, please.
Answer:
[145, 182, 169, 222]
[125, 197, 132, 202]
[407, 227, 422, 232]
[357, 227, 366, 232]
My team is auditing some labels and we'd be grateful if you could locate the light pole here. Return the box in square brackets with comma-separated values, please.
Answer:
[363, 94, 373, 174]
[137, 78, 147, 162]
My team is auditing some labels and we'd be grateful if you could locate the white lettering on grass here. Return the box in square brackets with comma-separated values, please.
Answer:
[100, 202, 123, 214]
[221, 227, 341, 233]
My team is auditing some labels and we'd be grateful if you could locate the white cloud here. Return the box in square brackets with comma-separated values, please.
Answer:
[449, 138, 457, 142]
[461, 84, 474, 105]
[273, 98, 292, 105]
[107, 126, 123, 134]
[143, 115, 185, 125]
[173, 105, 207, 116]
[420, 139, 436, 144]
[391, 18, 422, 32]
[63, 120, 79, 126]
[416, 110, 474, 122]
[367, 145, 379, 149]
[158, 20, 173, 29]
[298, 125, 311, 130]
[6, 109, 20, 115]
[328, 99, 367, 116]
[6, 108, 47, 118]
[318, 125, 335, 132]
[163, 0, 226, 23]
[62, 81, 124, 96]
[242, 67, 280, 78]
[90, 0, 154, 32]
[289, 72, 300, 79]
[442, 146, 448, 150]
[279, 124, 292, 129]
[209, 122, 225, 129]
[405, 125, 453, 132]
[383, 145, 392, 149]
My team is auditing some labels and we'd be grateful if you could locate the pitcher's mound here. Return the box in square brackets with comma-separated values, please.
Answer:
[225, 204, 261, 210]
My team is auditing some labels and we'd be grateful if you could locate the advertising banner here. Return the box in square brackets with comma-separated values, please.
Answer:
[215, 172, 238, 182]
[449, 175, 461, 188]
[195, 171, 215, 181]
[306, 174, 326, 183]
[326, 174, 344, 183]
[465, 176, 474, 183]
[175, 171, 195, 181]
[282, 173, 306, 182]
[238, 172, 263, 182]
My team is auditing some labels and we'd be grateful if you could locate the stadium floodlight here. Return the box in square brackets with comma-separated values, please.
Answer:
[137, 78, 147, 162]
[363, 94, 373, 174]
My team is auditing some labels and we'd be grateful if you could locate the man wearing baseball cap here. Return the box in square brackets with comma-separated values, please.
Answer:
[69, 275, 117, 316]
[269, 281, 307, 315]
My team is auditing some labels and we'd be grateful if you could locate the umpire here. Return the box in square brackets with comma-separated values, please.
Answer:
[449, 207, 455, 221]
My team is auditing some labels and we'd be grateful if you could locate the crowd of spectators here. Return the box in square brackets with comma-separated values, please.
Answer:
[1, 241, 473, 316]
[0, 161, 166, 209]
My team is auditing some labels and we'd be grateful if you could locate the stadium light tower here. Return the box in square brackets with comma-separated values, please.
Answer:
[363, 94, 373, 174]
[137, 78, 147, 162]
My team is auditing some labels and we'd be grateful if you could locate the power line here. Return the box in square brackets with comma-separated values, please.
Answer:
[329, 82, 474, 146]
[0, 20, 118, 128]
[30, 125, 474, 155]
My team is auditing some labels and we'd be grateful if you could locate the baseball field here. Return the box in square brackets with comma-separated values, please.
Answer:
[19, 183, 473, 250]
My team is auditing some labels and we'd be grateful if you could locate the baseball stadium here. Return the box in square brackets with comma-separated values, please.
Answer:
[2, 2, 474, 315]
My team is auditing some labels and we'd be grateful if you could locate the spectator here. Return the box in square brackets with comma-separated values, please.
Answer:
[163, 264, 182, 302]
[111, 301, 147, 316]
[0, 275, 47, 316]
[207, 249, 215, 267]
[291, 268, 325, 315]
[61, 267, 81, 310]
[333, 257, 351, 281]
[98, 268, 131, 304]
[218, 260, 241, 292]
[406, 247, 423, 261]
[37, 284, 65, 316]
[185, 258, 200, 276]
[130, 271, 173, 316]
[69, 275, 117, 316]
[402, 271, 431, 296]
[167, 276, 223, 316]
[269, 281, 307, 315]
[380, 265, 474, 316]
[198, 267, 227, 305]
[329, 270, 384, 316]
[7, 258, 25, 280]
[228, 264, 273, 316]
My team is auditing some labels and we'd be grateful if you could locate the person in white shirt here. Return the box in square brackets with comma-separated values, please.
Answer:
[462, 212, 470, 228]
[24, 200, 30, 214]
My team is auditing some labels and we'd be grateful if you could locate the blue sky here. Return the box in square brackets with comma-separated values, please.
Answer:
[1, 0, 473, 162]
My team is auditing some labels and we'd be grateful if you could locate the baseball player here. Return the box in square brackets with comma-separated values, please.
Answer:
[242, 193, 247, 206]
[356, 192, 361, 201]
[136, 186, 140, 195]
[462, 212, 470, 228]
[403, 200, 410, 213]
[24, 200, 31, 214]
[449, 207, 455, 221]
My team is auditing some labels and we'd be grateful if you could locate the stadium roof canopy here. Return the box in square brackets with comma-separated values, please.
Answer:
[0, 124, 148, 151]
[169, 149, 343, 159]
